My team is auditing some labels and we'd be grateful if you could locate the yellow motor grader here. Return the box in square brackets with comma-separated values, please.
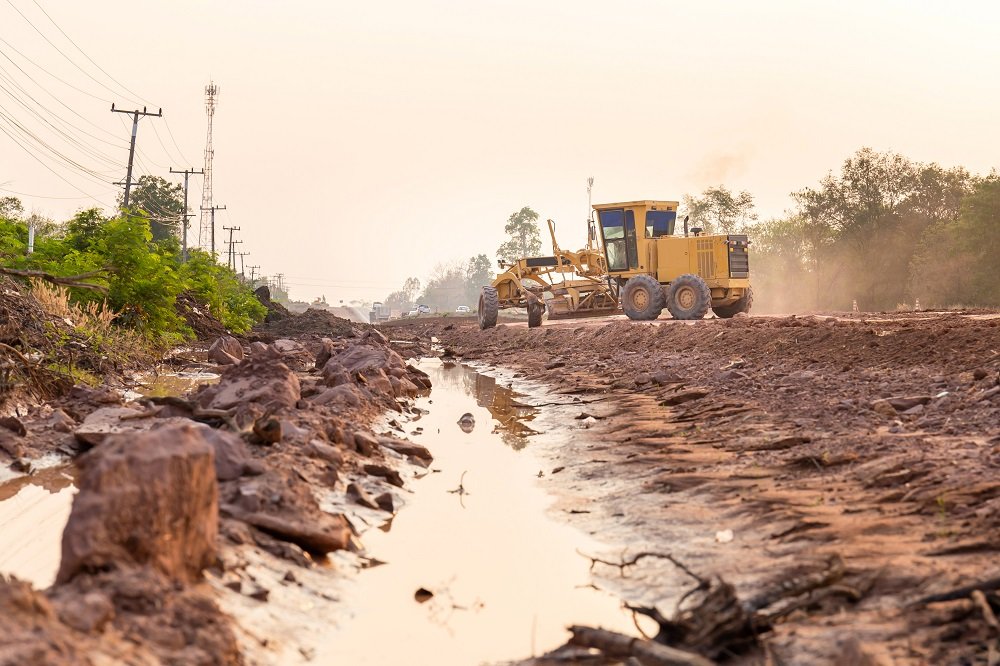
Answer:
[478, 200, 752, 329]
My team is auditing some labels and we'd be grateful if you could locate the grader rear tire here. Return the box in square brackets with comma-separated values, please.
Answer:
[527, 301, 544, 328]
[622, 274, 665, 321]
[712, 287, 754, 318]
[666, 274, 711, 320]
[478, 286, 499, 329]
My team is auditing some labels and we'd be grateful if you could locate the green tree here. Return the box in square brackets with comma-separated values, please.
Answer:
[180, 250, 267, 333]
[120, 175, 184, 242]
[497, 206, 542, 264]
[419, 263, 467, 312]
[682, 186, 756, 234]
[464, 253, 493, 303]
[792, 148, 971, 310]
[402, 276, 421, 303]
[0, 196, 24, 220]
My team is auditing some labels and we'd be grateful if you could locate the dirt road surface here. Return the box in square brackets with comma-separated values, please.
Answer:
[392, 310, 1000, 664]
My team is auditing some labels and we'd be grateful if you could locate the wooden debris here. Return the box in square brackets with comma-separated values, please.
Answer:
[567, 626, 716, 666]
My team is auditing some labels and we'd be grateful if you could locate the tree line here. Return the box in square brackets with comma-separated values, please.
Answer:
[686, 147, 998, 312]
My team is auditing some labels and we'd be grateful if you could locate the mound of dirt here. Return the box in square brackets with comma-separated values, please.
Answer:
[254, 285, 291, 323]
[252, 307, 358, 340]
[175, 291, 228, 341]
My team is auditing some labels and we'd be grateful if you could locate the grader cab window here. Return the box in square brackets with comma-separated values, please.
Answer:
[599, 209, 627, 271]
[598, 209, 638, 271]
[645, 210, 676, 238]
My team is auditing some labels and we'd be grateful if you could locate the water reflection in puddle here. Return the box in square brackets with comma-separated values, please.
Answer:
[321, 359, 634, 665]
[0, 464, 76, 589]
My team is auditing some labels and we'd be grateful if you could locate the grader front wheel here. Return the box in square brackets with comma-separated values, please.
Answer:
[527, 301, 544, 328]
[622, 274, 665, 320]
[478, 286, 499, 329]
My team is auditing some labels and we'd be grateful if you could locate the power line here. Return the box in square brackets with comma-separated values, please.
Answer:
[0, 76, 123, 169]
[27, 0, 152, 106]
[2, 0, 145, 105]
[0, 119, 111, 206]
[0, 36, 109, 103]
[0, 45, 124, 147]
[0, 106, 116, 183]
[0, 185, 114, 200]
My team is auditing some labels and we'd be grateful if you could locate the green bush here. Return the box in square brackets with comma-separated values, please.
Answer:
[0, 205, 266, 344]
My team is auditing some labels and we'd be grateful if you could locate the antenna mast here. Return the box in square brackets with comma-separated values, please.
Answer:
[199, 81, 219, 250]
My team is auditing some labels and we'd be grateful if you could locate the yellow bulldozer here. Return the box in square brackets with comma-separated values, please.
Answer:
[478, 200, 752, 329]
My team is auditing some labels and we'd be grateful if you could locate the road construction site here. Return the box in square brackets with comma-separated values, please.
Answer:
[1, 265, 998, 665]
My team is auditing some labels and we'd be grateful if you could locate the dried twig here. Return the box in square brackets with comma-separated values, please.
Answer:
[0, 266, 110, 293]
[567, 626, 716, 666]
[580, 549, 708, 586]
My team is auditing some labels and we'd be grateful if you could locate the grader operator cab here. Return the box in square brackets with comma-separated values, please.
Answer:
[477, 199, 752, 329]
[594, 200, 752, 321]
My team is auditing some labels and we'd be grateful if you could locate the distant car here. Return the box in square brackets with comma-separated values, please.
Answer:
[416, 304, 431, 314]
[455, 305, 471, 313]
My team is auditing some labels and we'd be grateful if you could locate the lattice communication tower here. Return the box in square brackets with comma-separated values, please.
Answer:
[198, 81, 219, 250]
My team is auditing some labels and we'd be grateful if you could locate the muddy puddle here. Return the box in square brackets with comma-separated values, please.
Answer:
[319, 359, 635, 665]
[0, 460, 75, 588]
[0, 365, 216, 590]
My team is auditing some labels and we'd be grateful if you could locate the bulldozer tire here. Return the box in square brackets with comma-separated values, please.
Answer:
[712, 287, 754, 319]
[527, 301, 544, 328]
[666, 274, 711, 320]
[622, 274, 665, 321]
[478, 286, 499, 329]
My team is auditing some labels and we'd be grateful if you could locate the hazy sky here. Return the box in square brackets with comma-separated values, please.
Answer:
[2, 0, 999, 303]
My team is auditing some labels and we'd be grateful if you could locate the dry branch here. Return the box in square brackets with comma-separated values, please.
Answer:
[914, 576, 1000, 605]
[0, 266, 110, 293]
[567, 626, 716, 666]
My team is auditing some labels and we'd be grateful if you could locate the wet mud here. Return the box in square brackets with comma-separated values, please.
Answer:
[398, 310, 1000, 664]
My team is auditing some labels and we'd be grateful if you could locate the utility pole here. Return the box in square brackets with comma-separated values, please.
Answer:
[223, 225, 240, 271]
[249, 265, 260, 283]
[111, 104, 162, 208]
[274, 273, 285, 293]
[169, 167, 203, 261]
[237, 251, 250, 277]
[200, 204, 226, 258]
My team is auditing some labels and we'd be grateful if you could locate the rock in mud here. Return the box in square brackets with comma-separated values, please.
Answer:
[221, 469, 352, 556]
[347, 482, 379, 510]
[375, 492, 394, 513]
[364, 463, 404, 487]
[377, 435, 433, 463]
[73, 406, 185, 448]
[208, 335, 244, 365]
[309, 384, 361, 408]
[180, 423, 252, 481]
[0, 577, 86, 665]
[306, 440, 344, 466]
[58, 423, 219, 585]
[457, 412, 475, 433]
[202, 357, 301, 413]
[45, 408, 77, 433]
[248, 341, 270, 356]
[53, 590, 114, 633]
[0, 416, 26, 436]
[354, 430, 379, 455]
